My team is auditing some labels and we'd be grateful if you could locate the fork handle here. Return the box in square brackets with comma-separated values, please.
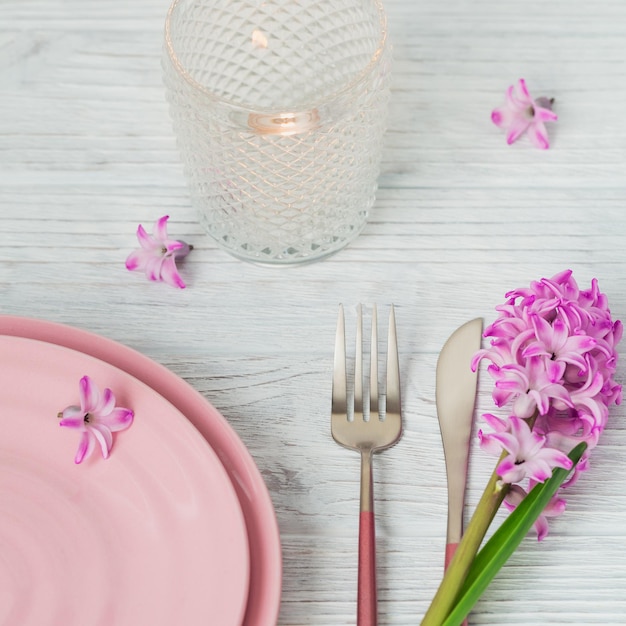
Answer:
[358, 450, 376, 626]
[358, 511, 376, 625]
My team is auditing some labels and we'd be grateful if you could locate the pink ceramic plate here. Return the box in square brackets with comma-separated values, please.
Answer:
[0, 335, 249, 626]
[0, 316, 282, 626]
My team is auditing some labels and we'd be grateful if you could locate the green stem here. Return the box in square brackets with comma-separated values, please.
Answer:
[421, 414, 539, 625]
[441, 442, 586, 626]
[420, 466, 509, 625]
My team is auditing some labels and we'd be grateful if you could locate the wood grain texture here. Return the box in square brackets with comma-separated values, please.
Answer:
[2, 0, 626, 624]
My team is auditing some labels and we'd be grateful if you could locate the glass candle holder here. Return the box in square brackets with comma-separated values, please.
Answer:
[163, 0, 391, 265]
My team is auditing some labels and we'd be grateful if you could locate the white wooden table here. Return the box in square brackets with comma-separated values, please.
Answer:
[2, 0, 626, 624]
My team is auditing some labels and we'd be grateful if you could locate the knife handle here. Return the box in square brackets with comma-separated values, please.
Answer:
[358, 510, 377, 626]
[444, 541, 459, 570]
[445, 543, 468, 626]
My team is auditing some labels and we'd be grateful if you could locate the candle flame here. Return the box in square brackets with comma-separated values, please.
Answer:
[251, 29, 268, 49]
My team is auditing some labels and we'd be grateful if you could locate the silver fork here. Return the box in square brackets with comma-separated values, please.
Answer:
[331, 304, 402, 626]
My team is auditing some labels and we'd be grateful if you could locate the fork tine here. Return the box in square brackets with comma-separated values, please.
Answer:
[385, 305, 401, 417]
[332, 304, 348, 418]
[354, 304, 363, 420]
[369, 304, 378, 417]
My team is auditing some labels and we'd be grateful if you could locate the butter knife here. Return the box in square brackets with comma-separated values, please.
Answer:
[435, 318, 483, 569]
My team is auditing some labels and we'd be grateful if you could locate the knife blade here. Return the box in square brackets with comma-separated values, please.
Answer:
[435, 318, 483, 569]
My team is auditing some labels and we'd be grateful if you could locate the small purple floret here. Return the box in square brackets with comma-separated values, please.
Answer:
[491, 78, 558, 149]
[125, 215, 192, 289]
[58, 375, 134, 464]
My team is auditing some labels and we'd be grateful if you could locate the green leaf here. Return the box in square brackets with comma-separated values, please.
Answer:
[441, 442, 587, 626]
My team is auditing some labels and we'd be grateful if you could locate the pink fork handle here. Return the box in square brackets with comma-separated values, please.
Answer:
[445, 542, 468, 626]
[358, 511, 377, 626]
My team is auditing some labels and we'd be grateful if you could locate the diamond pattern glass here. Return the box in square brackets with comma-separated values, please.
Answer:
[163, 0, 391, 264]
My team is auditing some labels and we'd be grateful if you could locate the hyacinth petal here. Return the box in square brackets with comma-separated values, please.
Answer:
[512, 393, 537, 418]
[153, 215, 170, 241]
[510, 416, 546, 455]
[564, 334, 596, 354]
[91, 425, 112, 459]
[165, 240, 185, 254]
[495, 378, 524, 392]
[528, 452, 573, 482]
[523, 456, 555, 482]
[74, 431, 94, 464]
[491, 106, 514, 129]
[125, 249, 149, 272]
[504, 84, 517, 108]
[572, 396, 606, 429]
[505, 483, 566, 541]
[550, 269, 573, 285]
[546, 359, 566, 383]
[59, 415, 85, 429]
[145, 255, 166, 282]
[541, 315, 564, 347]
[504, 484, 525, 508]
[526, 121, 550, 150]
[505, 83, 527, 110]
[506, 117, 531, 145]
[160, 256, 186, 289]
[470, 351, 486, 372]
[585, 370, 605, 397]
[478, 429, 506, 456]
[528, 389, 550, 415]
[545, 382, 573, 407]
[509, 415, 534, 441]
[524, 464, 551, 483]
[482, 413, 509, 432]
[534, 106, 558, 123]
[510, 328, 536, 359]
[492, 387, 513, 407]
[539, 481, 568, 515]
[497, 458, 524, 484]
[517, 78, 531, 101]
[533, 514, 550, 541]
[547, 449, 574, 471]
[79, 375, 99, 413]
[489, 431, 520, 456]
[562, 453, 589, 488]
[98, 387, 116, 416]
[103, 408, 134, 432]
[136, 224, 156, 251]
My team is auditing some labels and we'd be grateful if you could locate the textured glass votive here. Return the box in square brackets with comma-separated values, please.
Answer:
[163, 0, 391, 265]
